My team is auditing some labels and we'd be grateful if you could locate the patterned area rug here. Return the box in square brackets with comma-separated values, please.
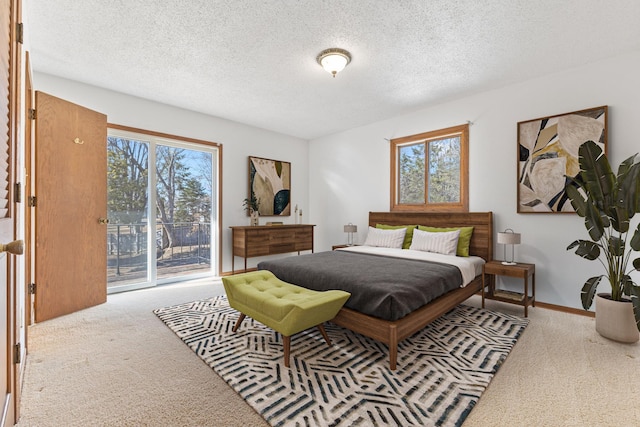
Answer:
[154, 296, 528, 427]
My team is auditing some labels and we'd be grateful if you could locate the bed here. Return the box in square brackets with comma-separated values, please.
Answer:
[258, 211, 493, 370]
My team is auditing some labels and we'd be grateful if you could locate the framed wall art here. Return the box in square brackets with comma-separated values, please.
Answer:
[248, 156, 291, 216]
[517, 106, 607, 213]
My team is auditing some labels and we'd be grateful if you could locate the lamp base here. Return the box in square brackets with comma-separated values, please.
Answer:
[501, 261, 517, 265]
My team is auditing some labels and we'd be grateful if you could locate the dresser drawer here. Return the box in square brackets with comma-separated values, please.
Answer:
[269, 243, 296, 254]
[269, 229, 296, 245]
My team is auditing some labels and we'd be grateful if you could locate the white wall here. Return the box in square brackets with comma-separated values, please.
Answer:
[33, 73, 309, 274]
[308, 49, 640, 311]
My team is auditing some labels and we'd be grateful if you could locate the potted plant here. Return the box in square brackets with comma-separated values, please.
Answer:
[565, 140, 640, 342]
[243, 195, 260, 226]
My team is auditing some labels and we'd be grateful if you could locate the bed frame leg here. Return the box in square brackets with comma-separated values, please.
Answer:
[389, 325, 398, 370]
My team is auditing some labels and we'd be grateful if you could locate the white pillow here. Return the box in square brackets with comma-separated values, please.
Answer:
[363, 226, 406, 249]
[409, 228, 460, 256]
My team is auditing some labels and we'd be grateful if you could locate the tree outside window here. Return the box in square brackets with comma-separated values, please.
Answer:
[391, 124, 468, 212]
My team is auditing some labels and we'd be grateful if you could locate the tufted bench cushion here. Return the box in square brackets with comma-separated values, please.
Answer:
[222, 270, 350, 366]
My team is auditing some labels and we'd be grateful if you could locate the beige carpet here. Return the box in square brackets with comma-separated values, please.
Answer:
[16, 279, 640, 427]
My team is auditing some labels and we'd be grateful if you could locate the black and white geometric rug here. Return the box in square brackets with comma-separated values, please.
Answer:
[154, 296, 528, 427]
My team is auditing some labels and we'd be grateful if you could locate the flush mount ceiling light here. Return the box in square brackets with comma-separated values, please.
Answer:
[316, 48, 351, 78]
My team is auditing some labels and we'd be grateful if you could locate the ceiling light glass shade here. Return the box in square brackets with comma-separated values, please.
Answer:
[316, 48, 352, 77]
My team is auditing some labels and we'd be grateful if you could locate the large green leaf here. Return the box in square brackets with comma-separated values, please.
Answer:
[610, 155, 635, 232]
[584, 200, 605, 241]
[616, 153, 640, 217]
[565, 182, 587, 217]
[579, 141, 615, 212]
[609, 205, 629, 234]
[623, 275, 634, 297]
[567, 239, 600, 260]
[631, 224, 640, 251]
[581, 276, 602, 310]
[608, 235, 625, 257]
[616, 153, 634, 178]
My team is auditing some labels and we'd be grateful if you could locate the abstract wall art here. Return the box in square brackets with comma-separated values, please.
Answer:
[248, 156, 291, 216]
[517, 106, 607, 213]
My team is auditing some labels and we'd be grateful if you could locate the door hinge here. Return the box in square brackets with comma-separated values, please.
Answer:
[28, 109, 36, 120]
[28, 283, 36, 294]
[28, 196, 36, 207]
[13, 343, 21, 364]
[14, 182, 21, 203]
[16, 23, 23, 44]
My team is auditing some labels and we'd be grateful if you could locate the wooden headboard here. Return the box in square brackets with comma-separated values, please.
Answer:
[368, 211, 493, 261]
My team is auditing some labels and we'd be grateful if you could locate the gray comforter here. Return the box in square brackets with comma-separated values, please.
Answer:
[257, 250, 463, 321]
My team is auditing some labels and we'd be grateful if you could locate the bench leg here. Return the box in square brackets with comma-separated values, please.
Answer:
[317, 324, 331, 346]
[283, 335, 291, 368]
[232, 313, 246, 332]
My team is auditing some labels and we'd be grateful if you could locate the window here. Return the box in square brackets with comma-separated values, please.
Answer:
[390, 124, 469, 212]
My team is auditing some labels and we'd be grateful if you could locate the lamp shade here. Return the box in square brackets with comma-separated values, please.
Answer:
[344, 224, 357, 233]
[497, 231, 521, 245]
[497, 228, 520, 265]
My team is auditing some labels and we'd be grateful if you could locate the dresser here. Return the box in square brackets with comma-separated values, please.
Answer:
[230, 224, 315, 273]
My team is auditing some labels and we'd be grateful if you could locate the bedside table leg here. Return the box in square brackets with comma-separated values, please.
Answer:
[524, 276, 529, 318]
[481, 272, 486, 308]
[532, 272, 536, 307]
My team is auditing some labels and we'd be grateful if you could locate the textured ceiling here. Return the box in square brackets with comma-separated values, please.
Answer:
[26, 1, 640, 140]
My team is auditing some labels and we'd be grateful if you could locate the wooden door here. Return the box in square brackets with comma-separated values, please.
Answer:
[1, 0, 21, 423]
[34, 91, 108, 322]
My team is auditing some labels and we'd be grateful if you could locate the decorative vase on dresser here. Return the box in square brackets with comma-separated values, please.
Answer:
[250, 210, 259, 226]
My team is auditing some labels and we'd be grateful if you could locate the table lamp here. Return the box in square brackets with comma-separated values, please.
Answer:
[497, 228, 521, 265]
[344, 223, 357, 246]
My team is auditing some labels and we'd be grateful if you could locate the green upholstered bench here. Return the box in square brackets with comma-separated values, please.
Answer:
[222, 270, 350, 367]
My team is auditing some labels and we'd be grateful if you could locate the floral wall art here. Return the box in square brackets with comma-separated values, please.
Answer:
[517, 106, 607, 213]
[249, 156, 291, 216]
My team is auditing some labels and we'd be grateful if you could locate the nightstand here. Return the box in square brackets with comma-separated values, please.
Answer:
[482, 261, 535, 317]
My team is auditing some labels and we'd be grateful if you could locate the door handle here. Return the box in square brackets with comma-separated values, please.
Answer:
[0, 240, 23, 255]
[98, 218, 110, 225]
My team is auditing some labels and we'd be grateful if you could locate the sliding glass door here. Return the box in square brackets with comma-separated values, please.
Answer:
[106, 129, 218, 292]
[155, 146, 213, 281]
[106, 135, 150, 289]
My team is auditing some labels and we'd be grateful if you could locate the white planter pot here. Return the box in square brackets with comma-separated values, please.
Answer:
[595, 293, 640, 343]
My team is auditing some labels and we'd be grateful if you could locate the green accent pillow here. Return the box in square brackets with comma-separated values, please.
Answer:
[417, 226, 474, 257]
[375, 224, 417, 249]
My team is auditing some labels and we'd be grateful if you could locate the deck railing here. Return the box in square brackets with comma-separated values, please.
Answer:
[107, 221, 211, 285]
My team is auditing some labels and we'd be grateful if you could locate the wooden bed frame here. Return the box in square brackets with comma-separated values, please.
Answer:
[330, 211, 493, 370]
